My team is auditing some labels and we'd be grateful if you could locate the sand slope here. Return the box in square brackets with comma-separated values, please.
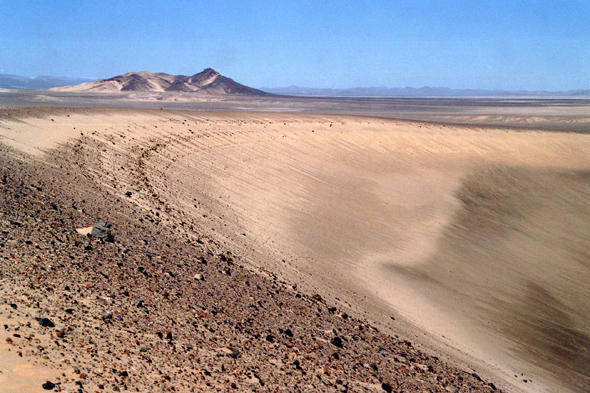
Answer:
[2, 108, 590, 392]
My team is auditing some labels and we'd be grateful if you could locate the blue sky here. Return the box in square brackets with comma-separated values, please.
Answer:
[1, 0, 589, 90]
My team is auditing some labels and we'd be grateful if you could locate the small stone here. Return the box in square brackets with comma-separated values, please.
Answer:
[194, 274, 204, 281]
[369, 362, 378, 371]
[220, 347, 240, 358]
[125, 191, 132, 197]
[330, 337, 343, 348]
[135, 300, 144, 308]
[449, 387, 459, 393]
[312, 294, 323, 302]
[381, 382, 393, 392]
[36, 318, 55, 328]
[103, 311, 113, 319]
[42, 381, 56, 390]
[139, 346, 147, 352]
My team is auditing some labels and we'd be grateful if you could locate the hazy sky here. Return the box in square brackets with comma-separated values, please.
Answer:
[1, 0, 589, 90]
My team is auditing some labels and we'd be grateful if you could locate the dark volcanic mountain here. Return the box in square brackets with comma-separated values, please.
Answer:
[53, 68, 270, 95]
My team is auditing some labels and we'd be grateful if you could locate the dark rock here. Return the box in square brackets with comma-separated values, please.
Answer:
[135, 300, 144, 308]
[36, 318, 55, 328]
[381, 382, 393, 392]
[284, 328, 293, 337]
[369, 362, 378, 371]
[10, 303, 17, 309]
[91, 220, 114, 242]
[312, 294, 323, 302]
[265, 334, 275, 342]
[330, 337, 343, 348]
[125, 191, 132, 197]
[49, 202, 58, 210]
[119, 370, 129, 377]
[42, 381, 56, 390]
[489, 382, 497, 390]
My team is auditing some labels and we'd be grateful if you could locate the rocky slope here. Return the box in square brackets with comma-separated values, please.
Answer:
[0, 108, 502, 392]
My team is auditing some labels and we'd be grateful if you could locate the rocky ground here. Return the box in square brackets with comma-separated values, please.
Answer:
[0, 131, 501, 392]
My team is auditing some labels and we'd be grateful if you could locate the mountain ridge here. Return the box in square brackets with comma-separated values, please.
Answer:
[0, 74, 94, 90]
[52, 68, 270, 96]
[260, 85, 590, 98]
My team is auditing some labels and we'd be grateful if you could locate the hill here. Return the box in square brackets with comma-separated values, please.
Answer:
[53, 68, 270, 95]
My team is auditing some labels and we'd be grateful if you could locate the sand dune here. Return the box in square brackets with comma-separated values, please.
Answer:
[2, 108, 590, 392]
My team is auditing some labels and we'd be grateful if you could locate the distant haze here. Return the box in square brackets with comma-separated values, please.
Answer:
[261, 85, 590, 98]
[2, 70, 589, 98]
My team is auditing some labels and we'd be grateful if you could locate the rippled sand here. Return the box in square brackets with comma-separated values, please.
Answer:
[2, 107, 590, 392]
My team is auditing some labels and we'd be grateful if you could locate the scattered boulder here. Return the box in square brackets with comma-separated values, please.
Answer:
[42, 381, 56, 390]
[91, 220, 114, 242]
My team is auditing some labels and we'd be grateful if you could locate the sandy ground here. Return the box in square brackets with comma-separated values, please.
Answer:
[1, 106, 590, 392]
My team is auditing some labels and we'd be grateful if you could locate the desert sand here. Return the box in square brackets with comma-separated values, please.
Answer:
[1, 103, 590, 392]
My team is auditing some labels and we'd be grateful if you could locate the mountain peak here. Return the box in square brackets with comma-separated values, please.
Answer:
[199, 68, 218, 75]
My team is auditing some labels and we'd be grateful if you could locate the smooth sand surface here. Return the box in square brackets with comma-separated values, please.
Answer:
[0, 308, 70, 393]
[2, 107, 590, 392]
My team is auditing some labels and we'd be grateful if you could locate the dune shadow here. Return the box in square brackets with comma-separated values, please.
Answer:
[381, 165, 590, 391]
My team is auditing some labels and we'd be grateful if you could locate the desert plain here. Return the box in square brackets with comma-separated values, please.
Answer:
[1, 92, 590, 392]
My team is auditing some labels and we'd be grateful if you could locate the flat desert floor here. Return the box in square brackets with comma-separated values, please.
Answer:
[1, 96, 590, 392]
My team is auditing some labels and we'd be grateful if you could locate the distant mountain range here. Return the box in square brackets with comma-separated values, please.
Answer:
[3, 71, 590, 97]
[260, 85, 590, 98]
[51, 68, 270, 96]
[0, 74, 94, 90]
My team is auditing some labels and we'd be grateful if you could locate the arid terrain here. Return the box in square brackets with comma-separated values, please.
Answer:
[1, 97, 590, 393]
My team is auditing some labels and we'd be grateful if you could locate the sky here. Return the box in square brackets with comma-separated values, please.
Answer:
[1, 0, 589, 91]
